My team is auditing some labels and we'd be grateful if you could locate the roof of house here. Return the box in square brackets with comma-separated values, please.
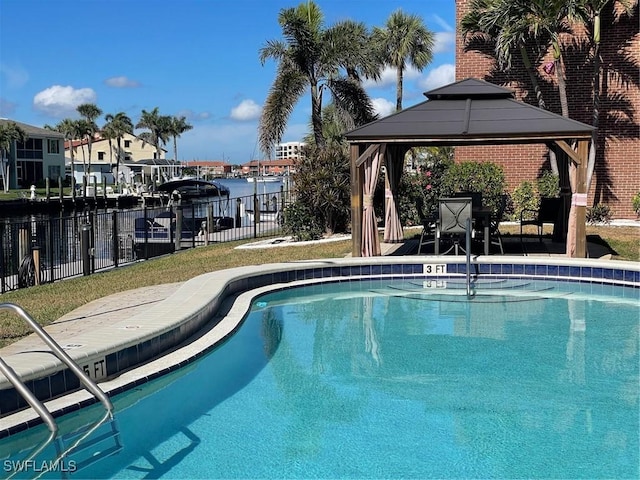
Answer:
[345, 78, 595, 145]
[0, 119, 64, 138]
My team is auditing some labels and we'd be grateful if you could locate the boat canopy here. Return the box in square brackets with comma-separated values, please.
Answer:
[156, 179, 230, 197]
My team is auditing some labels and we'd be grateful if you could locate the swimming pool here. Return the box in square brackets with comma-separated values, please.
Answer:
[0, 268, 638, 479]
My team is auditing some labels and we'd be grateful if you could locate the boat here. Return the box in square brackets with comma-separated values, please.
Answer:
[245, 209, 282, 223]
[156, 178, 230, 199]
[246, 176, 280, 183]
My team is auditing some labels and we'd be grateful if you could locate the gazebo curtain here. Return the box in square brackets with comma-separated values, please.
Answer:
[360, 144, 385, 257]
[383, 145, 408, 244]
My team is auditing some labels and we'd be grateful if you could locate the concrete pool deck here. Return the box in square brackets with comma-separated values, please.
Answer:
[0, 231, 638, 434]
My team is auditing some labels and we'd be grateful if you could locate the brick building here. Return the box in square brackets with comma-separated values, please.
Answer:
[454, 0, 639, 218]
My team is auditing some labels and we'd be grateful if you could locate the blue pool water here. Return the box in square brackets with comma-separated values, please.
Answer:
[1, 278, 638, 479]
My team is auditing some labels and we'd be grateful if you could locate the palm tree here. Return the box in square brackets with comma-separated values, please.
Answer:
[103, 112, 133, 187]
[259, 1, 376, 155]
[136, 107, 171, 160]
[372, 9, 435, 111]
[76, 103, 102, 191]
[48, 118, 81, 199]
[0, 121, 28, 192]
[461, 0, 548, 110]
[167, 115, 193, 165]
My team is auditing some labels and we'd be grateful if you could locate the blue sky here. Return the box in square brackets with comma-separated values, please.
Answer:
[0, 0, 456, 164]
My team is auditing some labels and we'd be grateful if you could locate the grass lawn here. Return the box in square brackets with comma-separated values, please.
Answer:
[0, 224, 637, 346]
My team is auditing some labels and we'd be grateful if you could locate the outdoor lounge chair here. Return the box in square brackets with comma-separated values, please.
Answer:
[435, 197, 474, 255]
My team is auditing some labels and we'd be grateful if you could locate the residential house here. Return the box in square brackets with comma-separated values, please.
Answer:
[183, 160, 233, 178]
[0, 119, 65, 190]
[241, 159, 297, 177]
[65, 132, 167, 185]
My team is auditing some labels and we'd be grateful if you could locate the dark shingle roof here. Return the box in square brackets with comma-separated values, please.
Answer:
[0, 119, 65, 138]
[346, 78, 594, 145]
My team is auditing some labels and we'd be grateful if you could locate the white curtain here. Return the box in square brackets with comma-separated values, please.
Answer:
[383, 145, 408, 243]
[361, 144, 385, 257]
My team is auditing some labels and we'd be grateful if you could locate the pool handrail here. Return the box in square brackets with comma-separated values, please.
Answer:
[0, 303, 114, 430]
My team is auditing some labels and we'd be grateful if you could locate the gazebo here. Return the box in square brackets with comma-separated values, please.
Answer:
[345, 78, 595, 258]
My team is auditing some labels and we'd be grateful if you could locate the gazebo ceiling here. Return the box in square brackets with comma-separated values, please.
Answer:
[345, 78, 595, 146]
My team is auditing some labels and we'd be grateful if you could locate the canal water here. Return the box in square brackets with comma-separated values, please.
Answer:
[0, 177, 289, 223]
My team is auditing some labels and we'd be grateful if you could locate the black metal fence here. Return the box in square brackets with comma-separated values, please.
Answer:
[0, 190, 290, 293]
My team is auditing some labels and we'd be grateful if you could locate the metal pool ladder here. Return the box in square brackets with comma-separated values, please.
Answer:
[0, 303, 114, 435]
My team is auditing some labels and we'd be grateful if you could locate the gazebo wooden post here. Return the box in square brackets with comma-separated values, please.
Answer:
[575, 139, 589, 258]
[350, 144, 363, 257]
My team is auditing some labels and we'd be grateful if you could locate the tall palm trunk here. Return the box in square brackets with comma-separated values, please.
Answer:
[552, 39, 570, 118]
[395, 68, 404, 111]
[586, 12, 602, 192]
[520, 45, 559, 175]
[69, 143, 76, 200]
[310, 83, 325, 148]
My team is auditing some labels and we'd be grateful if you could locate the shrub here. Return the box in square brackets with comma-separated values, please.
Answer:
[289, 144, 351, 235]
[439, 161, 506, 214]
[511, 181, 539, 221]
[537, 171, 560, 198]
[586, 203, 613, 225]
[632, 192, 640, 217]
[281, 201, 324, 241]
[396, 150, 452, 226]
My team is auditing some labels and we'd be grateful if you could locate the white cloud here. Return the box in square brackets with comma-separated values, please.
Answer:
[431, 14, 454, 32]
[176, 109, 211, 121]
[363, 65, 422, 89]
[371, 97, 395, 118]
[104, 76, 140, 88]
[33, 85, 97, 117]
[230, 99, 261, 121]
[419, 64, 456, 92]
[433, 31, 455, 54]
[0, 63, 29, 89]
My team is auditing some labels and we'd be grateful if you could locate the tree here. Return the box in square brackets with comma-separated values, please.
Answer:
[48, 118, 81, 198]
[167, 115, 193, 164]
[103, 112, 133, 187]
[372, 9, 435, 111]
[76, 103, 102, 182]
[259, 1, 376, 156]
[0, 121, 28, 192]
[136, 107, 171, 161]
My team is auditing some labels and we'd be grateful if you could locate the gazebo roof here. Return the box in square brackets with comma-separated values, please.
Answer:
[345, 78, 595, 145]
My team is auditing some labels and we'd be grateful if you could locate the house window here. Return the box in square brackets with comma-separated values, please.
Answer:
[16, 138, 43, 159]
[98, 151, 105, 161]
[124, 152, 132, 161]
[124, 140, 131, 148]
[48, 165, 61, 180]
[48, 139, 60, 154]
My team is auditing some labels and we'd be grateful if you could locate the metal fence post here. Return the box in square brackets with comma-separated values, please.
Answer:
[81, 223, 91, 276]
[112, 210, 119, 267]
[175, 206, 183, 252]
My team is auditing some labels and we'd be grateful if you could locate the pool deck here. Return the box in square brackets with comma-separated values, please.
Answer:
[0, 229, 638, 433]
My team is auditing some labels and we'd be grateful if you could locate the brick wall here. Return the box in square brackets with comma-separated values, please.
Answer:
[455, 0, 640, 218]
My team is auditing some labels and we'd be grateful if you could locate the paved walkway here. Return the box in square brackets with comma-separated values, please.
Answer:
[0, 283, 184, 357]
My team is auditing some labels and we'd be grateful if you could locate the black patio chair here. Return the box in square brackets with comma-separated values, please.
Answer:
[520, 197, 562, 243]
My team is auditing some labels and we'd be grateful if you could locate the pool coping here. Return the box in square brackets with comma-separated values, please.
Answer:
[1, 255, 638, 436]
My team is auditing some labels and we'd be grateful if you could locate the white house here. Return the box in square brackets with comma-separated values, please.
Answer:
[65, 132, 168, 186]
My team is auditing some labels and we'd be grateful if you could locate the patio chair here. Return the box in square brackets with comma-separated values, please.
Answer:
[485, 194, 508, 254]
[520, 197, 561, 243]
[416, 197, 438, 254]
[435, 197, 474, 255]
